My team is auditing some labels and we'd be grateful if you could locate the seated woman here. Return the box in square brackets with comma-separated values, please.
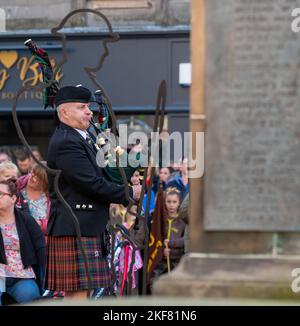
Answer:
[0, 180, 46, 305]
[15, 162, 50, 236]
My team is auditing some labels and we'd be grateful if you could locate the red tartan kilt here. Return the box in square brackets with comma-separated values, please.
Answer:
[44, 236, 111, 292]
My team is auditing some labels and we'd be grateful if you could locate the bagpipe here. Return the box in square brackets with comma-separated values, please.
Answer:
[24, 38, 141, 185]
[24, 39, 59, 109]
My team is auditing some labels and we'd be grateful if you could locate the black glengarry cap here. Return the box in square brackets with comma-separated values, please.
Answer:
[54, 86, 95, 107]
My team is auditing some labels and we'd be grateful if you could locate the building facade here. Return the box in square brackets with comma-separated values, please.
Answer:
[0, 0, 190, 158]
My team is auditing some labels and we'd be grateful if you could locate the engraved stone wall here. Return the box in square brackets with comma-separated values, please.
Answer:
[204, 0, 300, 231]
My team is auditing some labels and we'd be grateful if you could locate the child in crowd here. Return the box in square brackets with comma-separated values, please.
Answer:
[163, 187, 185, 268]
[109, 203, 127, 226]
[152, 187, 186, 281]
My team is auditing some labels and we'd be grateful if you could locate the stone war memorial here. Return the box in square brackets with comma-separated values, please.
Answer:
[154, 0, 300, 300]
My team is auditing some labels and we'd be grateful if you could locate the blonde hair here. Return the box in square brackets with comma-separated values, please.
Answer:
[109, 204, 127, 225]
[124, 205, 137, 226]
[165, 187, 182, 203]
[0, 161, 19, 181]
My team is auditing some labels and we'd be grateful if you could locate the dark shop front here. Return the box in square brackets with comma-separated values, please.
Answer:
[0, 28, 190, 158]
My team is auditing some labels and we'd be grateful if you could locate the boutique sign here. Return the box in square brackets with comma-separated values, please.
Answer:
[0, 50, 63, 95]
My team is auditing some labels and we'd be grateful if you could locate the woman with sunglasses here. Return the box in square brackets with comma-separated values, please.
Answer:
[0, 180, 45, 305]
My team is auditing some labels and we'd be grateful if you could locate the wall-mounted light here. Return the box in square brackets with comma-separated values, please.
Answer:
[179, 62, 191, 87]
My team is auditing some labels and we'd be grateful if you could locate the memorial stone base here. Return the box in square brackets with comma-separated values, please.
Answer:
[153, 253, 300, 300]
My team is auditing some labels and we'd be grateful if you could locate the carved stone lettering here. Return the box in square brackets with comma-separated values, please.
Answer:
[204, 0, 300, 231]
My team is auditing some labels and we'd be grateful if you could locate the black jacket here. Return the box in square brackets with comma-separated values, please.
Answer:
[0, 208, 46, 294]
[47, 122, 130, 237]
